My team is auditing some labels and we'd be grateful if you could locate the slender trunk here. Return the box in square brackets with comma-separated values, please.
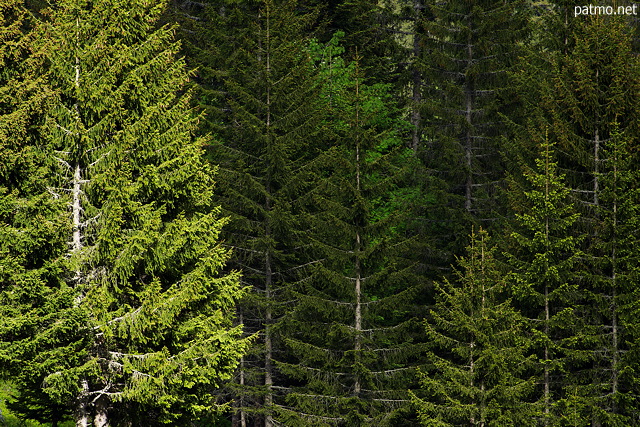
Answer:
[544, 144, 551, 423]
[94, 397, 109, 427]
[544, 284, 550, 422]
[354, 230, 362, 395]
[410, 0, 423, 152]
[72, 164, 83, 253]
[264, 248, 273, 427]
[233, 311, 247, 427]
[470, 343, 475, 425]
[611, 149, 618, 407]
[479, 238, 485, 427]
[264, 6, 274, 427]
[465, 28, 473, 214]
[75, 379, 89, 427]
[594, 128, 599, 206]
[354, 64, 362, 395]
[72, 20, 91, 427]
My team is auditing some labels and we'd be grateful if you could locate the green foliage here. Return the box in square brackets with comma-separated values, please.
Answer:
[419, 0, 530, 224]
[412, 229, 535, 426]
[503, 134, 589, 424]
[276, 37, 423, 426]
[0, 0, 249, 424]
[510, 12, 640, 423]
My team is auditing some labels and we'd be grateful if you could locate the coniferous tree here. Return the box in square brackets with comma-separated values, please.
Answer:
[503, 133, 586, 425]
[411, 228, 535, 426]
[419, 0, 529, 224]
[181, 1, 326, 425]
[276, 42, 423, 426]
[0, 1, 72, 424]
[516, 10, 640, 423]
[0, 0, 249, 425]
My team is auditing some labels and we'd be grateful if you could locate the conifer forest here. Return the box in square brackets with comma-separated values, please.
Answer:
[3, 0, 640, 426]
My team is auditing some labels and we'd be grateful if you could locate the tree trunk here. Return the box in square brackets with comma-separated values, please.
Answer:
[465, 28, 474, 214]
[264, 6, 274, 426]
[410, 0, 423, 152]
[76, 379, 90, 427]
[94, 397, 109, 427]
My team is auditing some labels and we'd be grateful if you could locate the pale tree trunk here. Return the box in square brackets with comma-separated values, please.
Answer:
[610, 132, 618, 411]
[354, 65, 363, 396]
[544, 146, 550, 423]
[94, 397, 109, 427]
[410, 0, 423, 152]
[72, 164, 83, 253]
[263, 6, 274, 426]
[354, 229, 362, 395]
[233, 312, 247, 427]
[72, 17, 92, 427]
[76, 379, 90, 427]
[264, 249, 274, 427]
[465, 28, 474, 214]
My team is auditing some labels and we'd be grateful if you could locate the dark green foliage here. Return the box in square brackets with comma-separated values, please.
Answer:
[419, 0, 529, 224]
[5, 1, 640, 425]
[180, 0, 326, 425]
[512, 12, 640, 424]
[412, 229, 535, 426]
[275, 40, 424, 426]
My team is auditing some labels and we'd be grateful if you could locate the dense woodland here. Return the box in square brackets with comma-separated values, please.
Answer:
[1, 0, 640, 426]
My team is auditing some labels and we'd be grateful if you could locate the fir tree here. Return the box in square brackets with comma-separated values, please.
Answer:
[276, 43, 423, 426]
[419, 0, 529, 224]
[181, 1, 326, 425]
[411, 228, 535, 426]
[503, 133, 586, 425]
[0, 1, 72, 424]
[515, 11, 640, 423]
[0, 0, 249, 424]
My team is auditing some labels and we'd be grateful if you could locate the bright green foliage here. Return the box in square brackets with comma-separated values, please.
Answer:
[419, 0, 529, 224]
[275, 38, 423, 426]
[0, 1, 73, 424]
[503, 135, 587, 424]
[412, 229, 535, 426]
[0, 0, 249, 424]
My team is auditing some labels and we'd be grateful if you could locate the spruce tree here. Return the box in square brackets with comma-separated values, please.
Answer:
[419, 0, 529, 224]
[178, 1, 326, 425]
[0, 0, 249, 424]
[275, 42, 423, 426]
[411, 228, 535, 426]
[503, 133, 586, 424]
[0, 1, 71, 424]
[515, 11, 640, 423]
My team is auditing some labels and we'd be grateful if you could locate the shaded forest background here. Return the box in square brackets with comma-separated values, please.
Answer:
[2, 0, 640, 426]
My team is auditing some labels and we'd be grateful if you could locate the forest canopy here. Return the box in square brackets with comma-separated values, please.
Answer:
[1, 0, 640, 426]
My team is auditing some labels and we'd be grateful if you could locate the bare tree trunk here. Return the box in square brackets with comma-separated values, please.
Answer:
[94, 397, 109, 427]
[465, 29, 474, 214]
[594, 128, 599, 206]
[354, 229, 362, 395]
[544, 146, 551, 424]
[410, 0, 423, 152]
[263, 6, 274, 426]
[264, 250, 274, 427]
[611, 143, 618, 409]
[354, 63, 363, 396]
[72, 164, 83, 253]
[76, 379, 90, 427]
